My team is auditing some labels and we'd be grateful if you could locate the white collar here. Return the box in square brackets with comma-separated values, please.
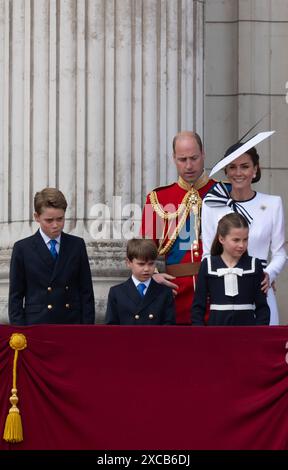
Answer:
[39, 228, 61, 246]
[131, 276, 151, 289]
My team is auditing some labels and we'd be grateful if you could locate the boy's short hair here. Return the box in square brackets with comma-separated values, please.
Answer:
[127, 238, 158, 262]
[34, 188, 68, 214]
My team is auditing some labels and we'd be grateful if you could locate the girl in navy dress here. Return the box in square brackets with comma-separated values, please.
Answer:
[192, 213, 270, 325]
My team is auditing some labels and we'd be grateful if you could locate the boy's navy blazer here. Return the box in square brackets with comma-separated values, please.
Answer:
[9, 230, 95, 325]
[105, 277, 175, 325]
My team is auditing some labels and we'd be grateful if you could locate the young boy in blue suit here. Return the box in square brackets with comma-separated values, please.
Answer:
[105, 238, 175, 325]
[9, 187, 95, 325]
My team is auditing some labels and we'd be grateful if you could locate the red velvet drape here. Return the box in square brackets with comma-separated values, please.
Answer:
[0, 325, 288, 450]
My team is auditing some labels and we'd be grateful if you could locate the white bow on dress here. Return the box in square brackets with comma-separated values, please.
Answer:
[216, 267, 243, 297]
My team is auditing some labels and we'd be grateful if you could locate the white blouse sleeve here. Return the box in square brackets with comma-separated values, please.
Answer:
[265, 196, 287, 282]
[201, 202, 219, 258]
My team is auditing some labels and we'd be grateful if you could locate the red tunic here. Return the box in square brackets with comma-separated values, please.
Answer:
[141, 174, 215, 324]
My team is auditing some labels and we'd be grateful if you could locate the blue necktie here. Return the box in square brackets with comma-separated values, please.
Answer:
[137, 283, 146, 297]
[49, 239, 58, 259]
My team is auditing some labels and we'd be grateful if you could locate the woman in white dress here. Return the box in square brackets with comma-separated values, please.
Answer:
[201, 138, 287, 325]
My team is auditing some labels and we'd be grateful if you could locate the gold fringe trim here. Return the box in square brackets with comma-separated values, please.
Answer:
[149, 187, 202, 256]
[3, 333, 27, 443]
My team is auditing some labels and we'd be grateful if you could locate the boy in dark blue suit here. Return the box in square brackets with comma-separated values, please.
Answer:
[105, 238, 175, 325]
[9, 188, 95, 325]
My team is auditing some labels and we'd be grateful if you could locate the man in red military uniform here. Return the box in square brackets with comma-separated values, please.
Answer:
[141, 131, 216, 324]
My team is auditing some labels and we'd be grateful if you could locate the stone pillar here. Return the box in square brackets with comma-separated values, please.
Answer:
[0, 0, 204, 322]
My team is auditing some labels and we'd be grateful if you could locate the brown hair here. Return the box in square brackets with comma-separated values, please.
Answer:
[211, 213, 249, 256]
[127, 238, 158, 262]
[172, 131, 203, 154]
[34, 188, 68, 214]
[224, 143, 261, 183]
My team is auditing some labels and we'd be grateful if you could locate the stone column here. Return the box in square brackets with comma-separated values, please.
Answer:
[0, 0, 204, 322]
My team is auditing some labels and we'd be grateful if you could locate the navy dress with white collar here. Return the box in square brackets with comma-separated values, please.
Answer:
[192, 254, 270, 325]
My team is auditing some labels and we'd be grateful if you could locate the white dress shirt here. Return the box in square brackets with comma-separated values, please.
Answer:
[131, 275, 151, 296]
[39, 228, 61, 255]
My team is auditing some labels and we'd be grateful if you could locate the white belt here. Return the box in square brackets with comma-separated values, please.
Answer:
[210, 304, 256, 311]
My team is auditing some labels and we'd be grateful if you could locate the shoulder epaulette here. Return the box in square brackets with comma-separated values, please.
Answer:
[149, 182, 176, 194]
